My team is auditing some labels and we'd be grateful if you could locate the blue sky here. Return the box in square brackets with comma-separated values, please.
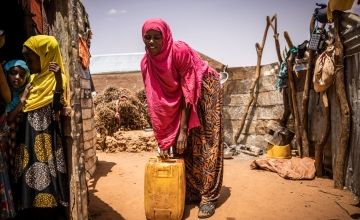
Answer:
[82, 0, 359, 67]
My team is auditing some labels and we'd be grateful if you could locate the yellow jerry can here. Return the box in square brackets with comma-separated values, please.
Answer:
[144, 156, 186, 220]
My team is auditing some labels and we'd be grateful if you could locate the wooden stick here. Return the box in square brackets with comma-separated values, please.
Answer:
[284, 31, 302, 157]
[268, 14, 292, 128]
[269, 15, 283, 63]
[284, 32, 294, 49]
[315, 92, 330, 176]
[234, 16, 272, 144]
[280, 87, 292, 127]
[299, 50, 312, 157]
[333, 12, 351, 189]
[221, 64, 228, 73]
[300, 15, 320, 157]
[287, 53, 302, 157]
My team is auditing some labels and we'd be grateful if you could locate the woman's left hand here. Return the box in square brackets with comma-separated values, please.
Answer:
[176, 128, 187, 154]
[48, 62, 61, 76]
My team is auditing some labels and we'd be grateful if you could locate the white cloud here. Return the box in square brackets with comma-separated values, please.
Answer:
[107, 8, 127, 16]
[108, 9, 117, 15]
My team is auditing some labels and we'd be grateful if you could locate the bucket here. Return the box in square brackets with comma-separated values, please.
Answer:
[220, 71, 229, 85]
[266, 143, 291, 159]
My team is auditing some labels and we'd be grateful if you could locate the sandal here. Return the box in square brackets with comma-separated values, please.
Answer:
[198, 203, 216, 218]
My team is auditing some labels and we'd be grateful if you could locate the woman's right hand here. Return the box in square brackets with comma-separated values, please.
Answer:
[158, 147, 169, 159]
[176, 128, 187, 154]
[20, 83, 33, 104]
[48, 62, 61, 77]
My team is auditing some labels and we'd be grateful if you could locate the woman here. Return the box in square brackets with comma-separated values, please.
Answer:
[3, 60, 30, 182]
[141, 18, 224, 218]
[15, 35, 68, 219]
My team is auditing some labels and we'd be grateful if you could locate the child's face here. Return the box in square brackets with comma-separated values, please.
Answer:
[8, 66, 27, 89]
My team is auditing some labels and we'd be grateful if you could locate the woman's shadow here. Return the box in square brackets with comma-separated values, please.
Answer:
[182, 185, 231, 219]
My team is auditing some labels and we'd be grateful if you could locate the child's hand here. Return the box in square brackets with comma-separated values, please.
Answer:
[48, 62, 61, 76]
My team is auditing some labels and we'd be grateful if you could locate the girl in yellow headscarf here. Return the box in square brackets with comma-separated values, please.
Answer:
[22, 35, 68, 112]
[15, 35, 69, 219]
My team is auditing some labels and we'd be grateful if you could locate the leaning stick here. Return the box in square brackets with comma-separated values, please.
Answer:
[300, 15, 319, 157]
[269, 14, 293, 126]
[269, 15, 291, 127]
[333, 12, 351, 189]
[269, 14, 292, 127]
[234, 16, 272, 144]
[269, 14, 283, 64]
[284, 31, 302, 157]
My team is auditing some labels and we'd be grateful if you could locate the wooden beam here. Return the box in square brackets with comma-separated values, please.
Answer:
[234, 16, 272, 144]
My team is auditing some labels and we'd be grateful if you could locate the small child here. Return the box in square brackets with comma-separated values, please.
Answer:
[4, 60, 30, 119]
[3, 59, 31, 182]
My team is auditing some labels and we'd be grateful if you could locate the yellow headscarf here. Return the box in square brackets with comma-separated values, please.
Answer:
[23, 35, 68, 112]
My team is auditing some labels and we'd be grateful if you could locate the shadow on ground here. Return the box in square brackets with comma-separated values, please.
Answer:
[88, 160, 126, 220]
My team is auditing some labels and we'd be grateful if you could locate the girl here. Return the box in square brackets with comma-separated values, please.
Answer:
[15, 35, 68, 220]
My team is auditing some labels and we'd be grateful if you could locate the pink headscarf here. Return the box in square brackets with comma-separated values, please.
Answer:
[141, 18, 215, 150]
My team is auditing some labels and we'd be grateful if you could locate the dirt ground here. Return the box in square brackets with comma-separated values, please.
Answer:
[88, 145, 360, 220]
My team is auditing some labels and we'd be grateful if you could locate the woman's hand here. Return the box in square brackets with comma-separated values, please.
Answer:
[49, 62, 63, 93]
[176, 128, 187, 154]
[158, 147, 169, 159]
[48, 62, 61, 76]
[20, 83, 33, 104]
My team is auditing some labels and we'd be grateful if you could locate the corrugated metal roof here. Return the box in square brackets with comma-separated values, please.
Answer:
[90, 52, 144, 74]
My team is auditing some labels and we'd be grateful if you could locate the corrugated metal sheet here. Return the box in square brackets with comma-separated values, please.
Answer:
[90, 52, 144, 74]
[342, 12, 360, 197]
[344, 52, 360, 197]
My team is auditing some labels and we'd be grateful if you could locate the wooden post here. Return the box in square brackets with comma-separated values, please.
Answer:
[269, 15, 283, 64]
[299, 50, 312, 158]
[234, 16, 272, 144]
[269, 14, 291, 127]
[280, 86, 292, 127]
[300, 15, 321, 158]
[284, 31, 302, 157]
[287, 54, 302, 157]
[333, 12, 351, 189]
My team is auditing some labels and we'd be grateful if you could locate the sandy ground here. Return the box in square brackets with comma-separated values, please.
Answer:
[88, 151, 360, 220]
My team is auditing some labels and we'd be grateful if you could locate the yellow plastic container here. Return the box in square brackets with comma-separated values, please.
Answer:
[144, 156, 185, 220]
[266, 143, 291, 159]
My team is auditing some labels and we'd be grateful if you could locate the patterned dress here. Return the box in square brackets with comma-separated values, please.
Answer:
[183, 72, 224, 205]
[0, 104, 16, 219]
[6, 112, 24, 183]
[15, 102, 68, 210]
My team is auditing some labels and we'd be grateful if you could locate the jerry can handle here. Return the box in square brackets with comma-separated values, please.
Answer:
[157, 146, 175, 160]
